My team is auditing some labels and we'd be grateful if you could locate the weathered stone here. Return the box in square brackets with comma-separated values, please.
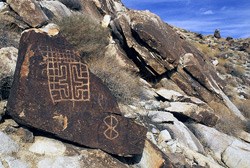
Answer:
[2, 156, 29, 168]
[164, 118, 205, 153]
[101, 14, 111, 27]
[188, 123, 250, 167]
[214, 29, 221, 39]
[37, 156, 81, 168]
[6, 0, 48, 27]
[29, 137, 66, 156]
[0, 100, 7, 120]
[39, 0, 72, 20]
[155, 89, 184, 101]
[0, 131, 19, 154]
[7, 29, 147, 156]
[137, 140, 174, 168]
[165, 102, 219, 126]
[158, 130, 172, 144]
[0, 47, 18, 81]
[148, 111, 175, 123]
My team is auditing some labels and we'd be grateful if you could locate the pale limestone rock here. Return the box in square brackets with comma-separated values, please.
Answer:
[181, 146, 224, 168]
[156, 89, 184, 101]
[37, 156, 81, 168]
[0, 131, 19, 154]
[165, 102, 198, 113]
[222, 140, 250, 168]
[0, 47, 18, 80]
[29, 137, 66, 156]
[101, 15, 111, 27]
[137, 140, 171, 168]
[148, 111, 175, 123]
[238, 131, 250, 143]
[39, 1, 72, 20]
[0, 2, 9, 12]
[3, 156, 29, 168]
[140, 100, 170, 111]
[158, 130, 172, 144]
[189, 123, 250, 168]
[146, 132, 157, 145]
[165, 118, 205, 153]
[40, 23, 60, 36]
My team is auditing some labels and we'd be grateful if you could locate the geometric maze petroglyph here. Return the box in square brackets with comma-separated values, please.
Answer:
[38, 46, 90, 104]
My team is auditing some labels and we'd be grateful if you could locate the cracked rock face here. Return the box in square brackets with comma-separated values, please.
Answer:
[7, 29, 147, 156]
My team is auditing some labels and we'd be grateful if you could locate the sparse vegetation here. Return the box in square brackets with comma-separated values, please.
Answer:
[57, 14, 141, 104]
[234, 99, 250, 119]
[59, 0, 82, 11]
[193, 42, 219, 59]
[56, 14, 109, 59]
[87, 56, 142, 104]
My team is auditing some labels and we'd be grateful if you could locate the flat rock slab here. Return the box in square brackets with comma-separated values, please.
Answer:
[7, 29, 146, 156]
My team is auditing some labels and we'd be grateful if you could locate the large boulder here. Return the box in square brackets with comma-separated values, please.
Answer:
[6, 0, 48, 27]
[39, 0, 72, 20]
[188, 123, 250, 168]
[7, 29, 147, 156]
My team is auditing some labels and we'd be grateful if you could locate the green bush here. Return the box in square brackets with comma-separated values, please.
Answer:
[59, 0, 82, 11]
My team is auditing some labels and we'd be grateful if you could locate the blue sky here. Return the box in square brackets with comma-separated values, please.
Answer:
[121, 0, 250, 38]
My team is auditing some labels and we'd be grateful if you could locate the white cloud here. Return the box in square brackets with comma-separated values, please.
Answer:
[202, 10, 214, 15]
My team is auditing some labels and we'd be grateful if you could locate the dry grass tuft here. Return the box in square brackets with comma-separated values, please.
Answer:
[234, 99, 250, 119]
[87, 56, 142, 104]
[193, 42, 219, 59]
[210, 101, 245, 136]
[56, 14, 109, 59]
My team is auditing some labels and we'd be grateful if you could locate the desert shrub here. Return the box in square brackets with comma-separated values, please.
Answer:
[56, 14, 109, 59]
[59, 0, 82, 11]
[86, 56, 142, 104]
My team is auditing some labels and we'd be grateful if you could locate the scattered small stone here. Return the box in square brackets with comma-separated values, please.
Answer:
[29, 137, 66, 156]
[158, 130, 172, 144]
[3, 156, 29, 168]
[18, 128, 34, 143]
[0, 131, 19, 154]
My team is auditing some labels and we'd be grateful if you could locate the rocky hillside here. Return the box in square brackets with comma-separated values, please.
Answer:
[0, 0, 249, 167]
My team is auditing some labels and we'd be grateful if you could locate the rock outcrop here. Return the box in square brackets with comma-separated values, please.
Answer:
[1, 0, 250, 167]
[7, 29, 146, 156]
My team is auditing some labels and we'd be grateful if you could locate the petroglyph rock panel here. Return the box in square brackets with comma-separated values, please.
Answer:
[7, 29, 147, 155]
[38, 46, 90, 104]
